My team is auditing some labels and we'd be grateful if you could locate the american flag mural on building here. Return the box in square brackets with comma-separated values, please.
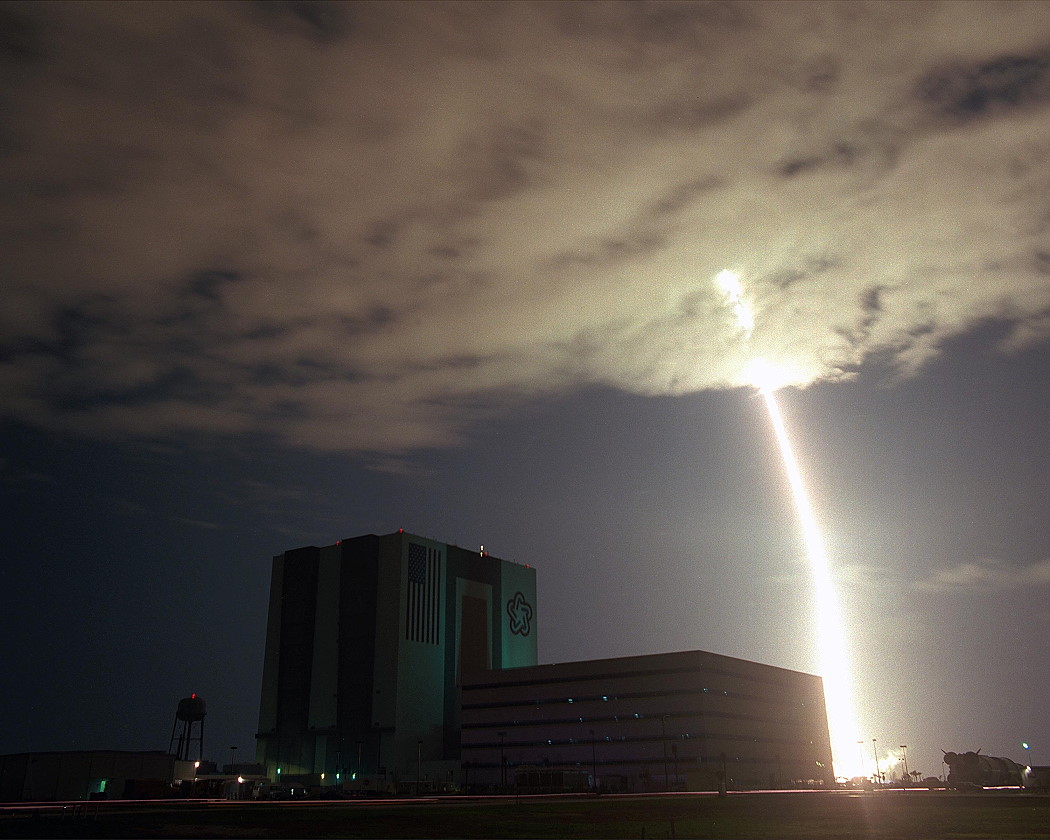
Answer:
[406, 542, 441, 644]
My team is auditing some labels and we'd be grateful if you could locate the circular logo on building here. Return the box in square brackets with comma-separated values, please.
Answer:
[506, 591, 534, 637]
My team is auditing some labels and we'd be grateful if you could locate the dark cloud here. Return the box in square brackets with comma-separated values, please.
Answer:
[648, 176, 725, 217]
[553, 0, 754, 65]
[918, 49, 1050, 120]
[249, 0, 354, 43]
[184, 269, 243, 302]
[776, 125, 901, 181]
[779, 155, 823, 178]
[548, 230, 668, 270]
[650, 93, 754, 134]
[0, 4, 43, 65]
[453, 119, 547, 202]
[860, 286, 885, 317]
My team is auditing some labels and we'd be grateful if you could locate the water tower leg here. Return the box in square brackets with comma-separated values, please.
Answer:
[169, 715, 180, 756]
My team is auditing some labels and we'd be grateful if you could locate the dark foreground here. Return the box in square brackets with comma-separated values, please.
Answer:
[2, 790, 1049, 839]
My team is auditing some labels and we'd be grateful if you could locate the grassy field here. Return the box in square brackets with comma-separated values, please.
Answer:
[2, 790, 1049, 839]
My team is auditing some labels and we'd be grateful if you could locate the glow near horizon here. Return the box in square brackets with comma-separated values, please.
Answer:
[714, 269, 862, 780]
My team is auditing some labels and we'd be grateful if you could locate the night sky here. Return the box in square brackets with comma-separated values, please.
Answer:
[2, 1, 1048, 783]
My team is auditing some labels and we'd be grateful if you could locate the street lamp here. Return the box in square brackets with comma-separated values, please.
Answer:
[589, 730, 598, 793]
[900, 745, 909, 787]
[660, 715, 670, 792]
[872, 739, 881, 785]
[498, 732, 506, 790]
[856, 741, 865, 782]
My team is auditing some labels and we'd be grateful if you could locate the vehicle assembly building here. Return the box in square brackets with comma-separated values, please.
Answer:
[255, 530, 537, 784]
[257, 530, 833, 791]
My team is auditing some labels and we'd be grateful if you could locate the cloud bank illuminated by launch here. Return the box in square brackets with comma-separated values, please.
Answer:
[4, 3, 1050, 458]
[715, 269, 862, 779]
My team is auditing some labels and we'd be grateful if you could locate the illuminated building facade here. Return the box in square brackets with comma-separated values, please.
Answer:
[461, 650, 833, 792]
[255, 530, 537, 785]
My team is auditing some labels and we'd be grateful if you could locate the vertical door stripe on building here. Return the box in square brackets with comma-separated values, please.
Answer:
[406, 543, 440, 644]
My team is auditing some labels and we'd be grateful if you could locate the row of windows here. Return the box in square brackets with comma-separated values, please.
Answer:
[462, 731, 820, 751]
[462, 662, 802, 693]
[462, 753, 824, 770]
[463, 685, 812, 712]
[463, 706, 812, 732]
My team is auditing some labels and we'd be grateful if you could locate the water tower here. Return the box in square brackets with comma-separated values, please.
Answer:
[168, 693, 206, 761]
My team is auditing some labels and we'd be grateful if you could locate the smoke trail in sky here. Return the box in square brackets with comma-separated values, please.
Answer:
[715, 270, 861, 780]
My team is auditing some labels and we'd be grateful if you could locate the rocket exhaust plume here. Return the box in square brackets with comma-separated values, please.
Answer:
[759, 384, 861, 779]
[715, 270, 861, 779]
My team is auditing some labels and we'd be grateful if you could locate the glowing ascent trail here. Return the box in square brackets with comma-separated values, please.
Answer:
[759, 385, 860, 780]
[713, 269, 861, 779]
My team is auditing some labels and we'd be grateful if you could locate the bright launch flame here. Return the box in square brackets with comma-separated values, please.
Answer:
[743, 358, 800, 393]
[760, 386, 861, 779]
[715, 269, 862, 779]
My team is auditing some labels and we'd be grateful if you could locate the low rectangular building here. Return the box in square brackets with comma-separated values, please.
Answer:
[461, 650, 832, 792]
[0, 751, 194, 802]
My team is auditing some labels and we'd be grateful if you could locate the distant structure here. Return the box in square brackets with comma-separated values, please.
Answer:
[255, 530, 537, 783]
[0, 751, 196, 801]
[168, 694, 206, 762]
[943, 750, 1026, 789]
[256, 529, 833, 792]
